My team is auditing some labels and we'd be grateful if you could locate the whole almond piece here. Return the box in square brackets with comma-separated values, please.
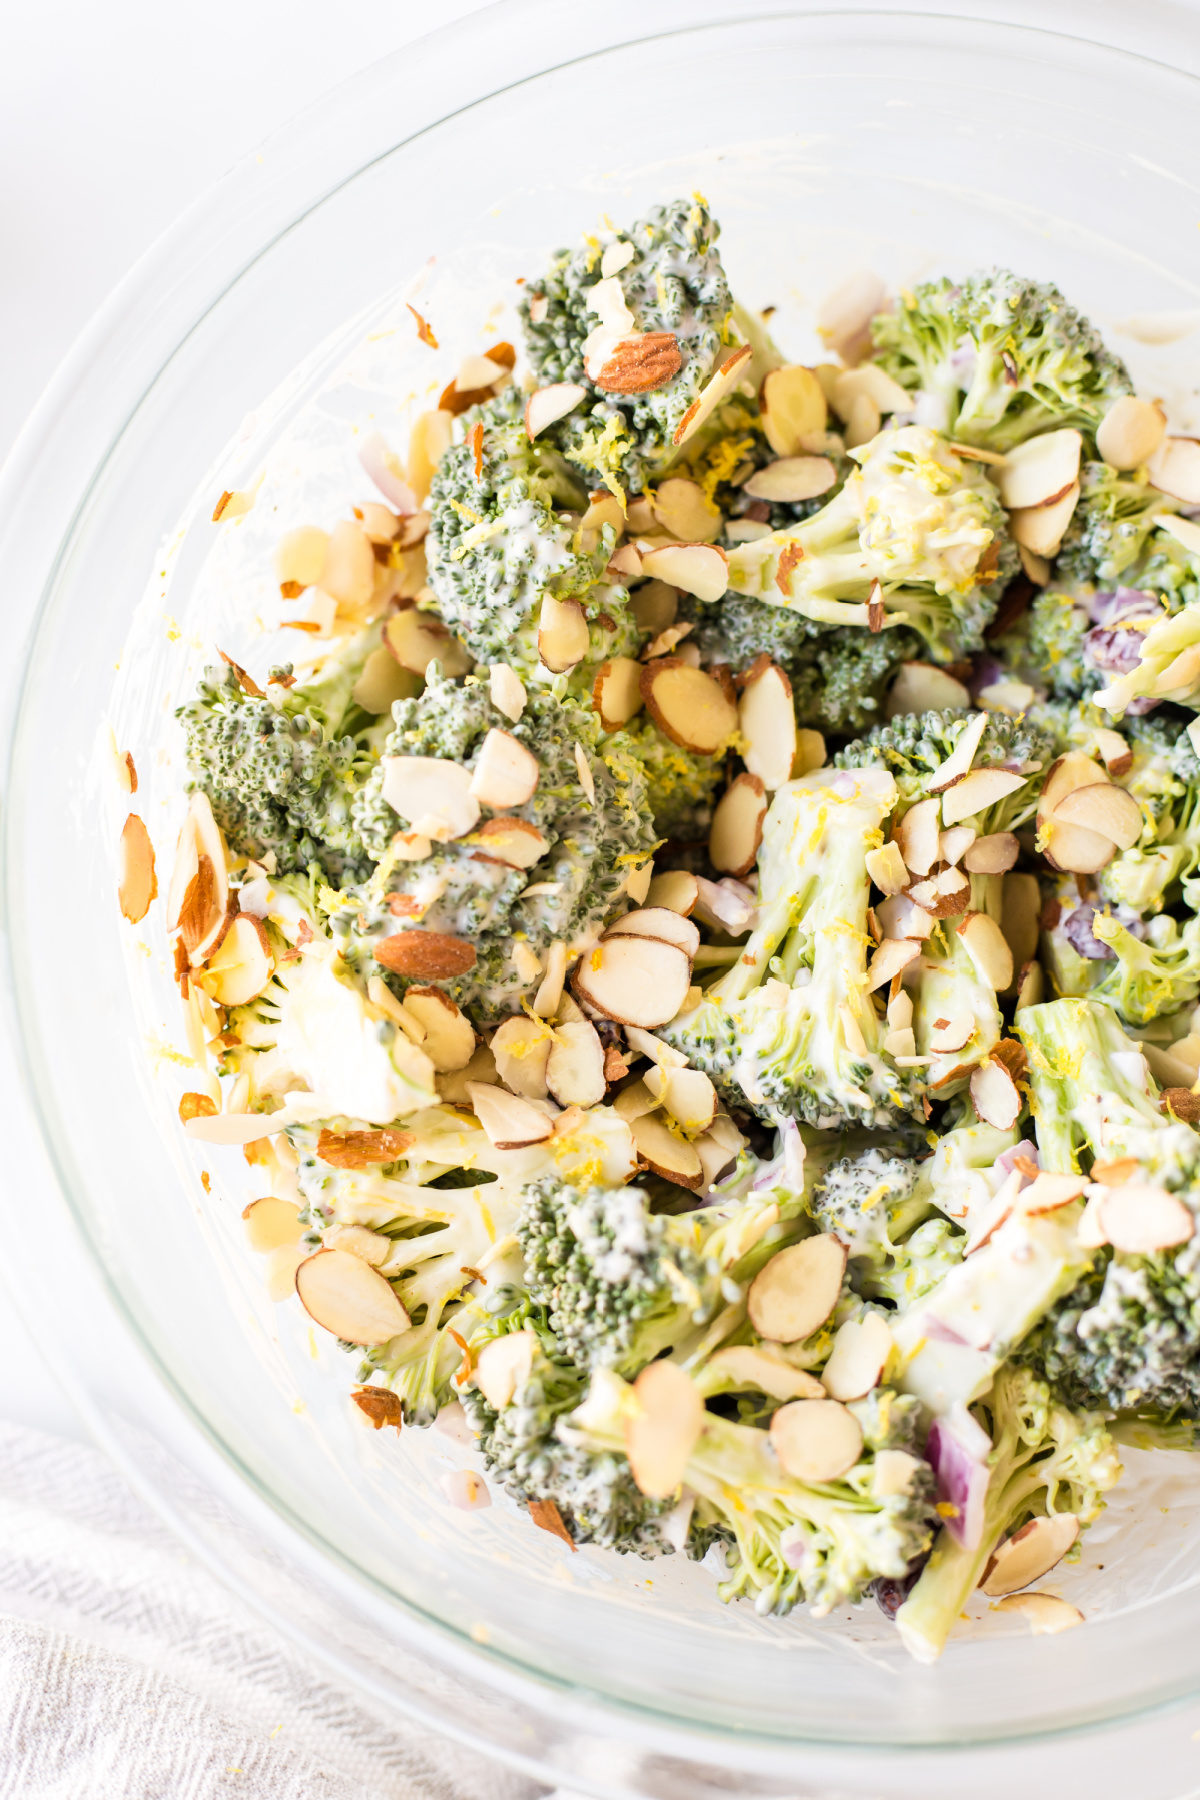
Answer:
[295, 1249, 410, 1345]
[641, 657, 738, 753]
[709, 773, 767, 878]
[591, 332, 682, 394]
[747, 1235, 847, 1344]
[374, 931, 477, 980]
[770, 1398, 863, 1482]
[118, 814, 158, 923]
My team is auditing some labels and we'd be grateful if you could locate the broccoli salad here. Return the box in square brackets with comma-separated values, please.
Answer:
[114, 193, 1200, 1664]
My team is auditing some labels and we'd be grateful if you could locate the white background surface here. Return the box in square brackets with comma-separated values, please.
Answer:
[0, 0, 487, 1444]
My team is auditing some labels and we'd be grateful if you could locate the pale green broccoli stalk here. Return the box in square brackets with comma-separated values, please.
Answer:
[870, 269, 1132, 452]
[425, 387, 638, 674]
[564, 1367, 937, 1618]
[1058, 463, 1180, 587]
[180, 655, 384, 882]
[520, 197, 744, 493]
[664, 765, 923, 1131]
[1088, 908, 1200, 1026]
[725, 426, 1016, 662]
[810, 1146, 965, 1307]
[1016, 996, 1182, 1173]
[835, 706, 1052, 834]
[895, 1365, 1122, 1663]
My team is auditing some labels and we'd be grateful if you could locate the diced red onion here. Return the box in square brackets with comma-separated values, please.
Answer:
[926, 1406, 991, 1550]
[995, 1139, 1038, 1183]
[780, 1526, 808, 1569]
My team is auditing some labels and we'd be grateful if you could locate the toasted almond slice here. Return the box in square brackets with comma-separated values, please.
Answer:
[1042, 817, 1115, 875]
[747, 1235, 847, 1344]
[612, 1078, 660, 1122]
[581, 487, 627, 540]
[406, 408, 455, 503]
[401, 987, 476, 1072]
[384, 601, 474, 675]
[1019, 1172, 1087, 1216]
[488, 662, 527, 724]
[264, 1244, 306, 1302]
[532, 940, 569, 1018]
[886, 662, 971, 720]
[710, 773, 767, 878]
[867, 937, 921, 992]
[118, 814, 157, 923]
[1015, 544, 1051, 586]
[545, 1019, 607, 1108]
[592, 657, 645, 730]
[742, 456, 837, 504]
[963, 832, 1019, 874]
[242, 1197, 304, 1253]
[760, 364, 828, 456]
[821, 1313, 893, 1402]
[625, 1361, 705, 1497]
[353, 645, 422, 714]
[652, 477, 722, 543]
[607, 544, 643, 580]
[625, 861, 654, 905]
[793, 728, 827, 777]
[877, 892, 935, 940]
[970, 1059, 1021, 1129]
[1040, 751, 1110, 816]
[1148, 435, 1200, 504]
[906, 866, 970, 919]
[1010, 484, 1080, 556]
[468, 728, 539, 809]
[316, 1127, 415, 1169]
[817, 270, 886, 359]
[672, 344, 754, 448]
[1015, 958, 1044, 1011]
[624, 1026, 688, 1069]
[982, 1515, 1080, 1597]
[490, 1014, 553, 1098]
[1156, 512, 1200, 559]
[456, 351, 507, 392]
[640, 543, 728, 604]
[474, 1330, 537, 1410]
[894, 796, 942, 876]
[693, 1123, 740, 1187]
[381, 755, 480, 840]
[572, 934, 693, 1029]
[203, 914, 272, 1007]
[940, 767, 1027, 828]
[928, 712, 989, 793]
[645, 870, 699, 916]
[1052, 781, 1142, 850]
[605, 906, 700, 958]
[738, 660, 796, 793]
[1001, 873, 1041, 972]
[525, 382, 588, 440]
[467, 1082, 555, 1150]
[275, 524, 330, 591]
[374, 930, 476, 980]
[1098, 1183, 1194, 1253]
[843, 392, 881, 449]
[1097, 397, 1166, 471]
[770, 1398, 863, 1482]
[538, 594, 590, 672]
[641, 657, 738, 754]
[631, 1111, 704, 1188]
[992, 1592, 1084, 1636]
[938, 826, 976, 867]
[317, 519, 374, 608]
[1091, 727, 1132, 778]
[928, 1012, 976, 1054]
[865, 842, 910, 895]
[630, 578, 678, 637]
[324, 1224, 393, 1266]
[996, 429, 1082, 510]
[831, 363, 912, 419]
[657, 1065, 718, 1136]
[469, 817, 549, 869]
[709, 1346, 825, 1401]
[957, 912, 1014, 991]
[295, 1249, 409, 1345]
[591, 331, 683, 395]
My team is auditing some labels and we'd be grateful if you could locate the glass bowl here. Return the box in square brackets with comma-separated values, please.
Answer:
[7, 4, 1200, 1792]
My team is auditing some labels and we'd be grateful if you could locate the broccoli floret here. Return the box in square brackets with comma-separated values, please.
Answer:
[812, 1147, 964, 1306]
[895, 1365, 1122, 1662]
[1100, 713, 1200, 915]
[520, 197, 739, 493]
[618, 714, 722, 842]
[836, 706, 1052, 831]
[726, 427, 1015, 663]
[1094, 596, 1200, 718]
[1058, 463, 1178, 587]
[179, 658, 382, 882]
[871, 269, 1132, 453]
[1023, 588, 1092, 698]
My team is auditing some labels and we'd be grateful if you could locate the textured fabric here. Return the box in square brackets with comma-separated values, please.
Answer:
[0, 1420, 544, 1800]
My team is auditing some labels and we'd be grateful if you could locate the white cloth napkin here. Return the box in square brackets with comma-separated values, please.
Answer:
[0, 1420, 547, 1800]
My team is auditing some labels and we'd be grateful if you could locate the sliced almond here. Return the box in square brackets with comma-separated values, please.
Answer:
[1097, 1183, 1193, 1253]
[1042, 818, 1115, 875]
[572, 934, 693, 1029]
[1052, 781, 1142, 850]
[640, 543, 728, 605]
[469, 817, 549, 869]
[894, 797, 942, 876]
[325, 1224, 393, 1266]
[645, 870, 698, 916]
[1015, 958, 1044, 1011]
[708, 1346, 824, 1401]
[760, 364, 828, 457]
[641, 657, 738, 753]
[831, 363, 913, 419]
[964, 832, 1019, 874]
[374, 930, 476, 980]
[631, 1112, 704, 1189]
[612, 1078, 660, 1123]
[693, 1123, 741, 1187]
[992, 1593, 1084, 1636]
[467, 1082, 555, 1150]
[592, 657, 645, 730]
[877, 892, 935, 940]
[468, 728, 539, 809]
[770, 1398, 863, 1482]
[995, 429, 1082, 510]
[652, 477, 722, 544]
[1040, 751, 1110, 816]
[938, 826, 976, 867]
[533, 941, 568, 1017]
[625, 861, 654, 905]
[605, 907, 700, 958]
[956, 912, 1014, 991]
[545, 1019, 607, 1108]
[591, 331, 683, 395]
[407, 409, 455, 504]
[353, 645, 422, 714]
[867, 937, 920, 992]
[402, 987, 476, 1072]
[793, 729, 827, 777]
[264, 1244, 307, 1302]
[525, 382, 588, 440]
[473, 1329, 537, 1410]
[295, 1249, 409, 1345]
[203, 915, 273, 1007]
[1018, 544, 1052, 585]
[275, 524, 330, 591]
[1155, 512, 1200, 558]
[1097, 397, 1166, 471]
[1093, 728, 1132, 778]
[742, 456, 837, 504]
[821, 1313, 893, 1402]
[315, 1127, 415, 1169]
[383, 605, 471, 679]
[940, 767, 1027, 829]
[865, 842, 910, 895]
[118, 814, 157, 923]
[381, 755, 479, 840]
[929, 712, 989, 793]
[747, 1235, 847, 1344]
[982, 1514, 1081, 1597]
[970, 1059, 1021, 1129]
[242, 1197, 304, 1253]
[1148, 435, 1200, 504]
[928, 1012, 976, 1054]
[625, 1361, 705, 1497]
[630, 578, 678, 637]
[672, 343, 754, 448]
[538, 594, 590, 672]
[656, 1065, 718, 1136]
[489, 662, 527, 724]
[738, 660, 796, 792]
[318, 519, 376, 609]
[490, 1015, 553, 1098]
[886, 661, 971, 719]
[1019, 1172, 1087, 1216]
[709, 773, 767, 878]
[1010, 485, 1080, 557]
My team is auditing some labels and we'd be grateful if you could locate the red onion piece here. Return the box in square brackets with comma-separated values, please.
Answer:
[359, 431, 419, 514]
[927, 1406, 992, 1550]
[995, 1139, 1039, 1183]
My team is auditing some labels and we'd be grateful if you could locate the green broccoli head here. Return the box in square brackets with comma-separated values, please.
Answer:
[835, 706, 1053, 833]
[1057, 462, 1179, 588]
[725, 426, 1016, 663]
[812, 1147, 965, 1308]
[871, 269, 1132, 453]
[1099, 712, 1200, 914]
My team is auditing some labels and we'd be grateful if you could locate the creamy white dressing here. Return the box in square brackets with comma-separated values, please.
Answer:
[274, 951, 436, 1124]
